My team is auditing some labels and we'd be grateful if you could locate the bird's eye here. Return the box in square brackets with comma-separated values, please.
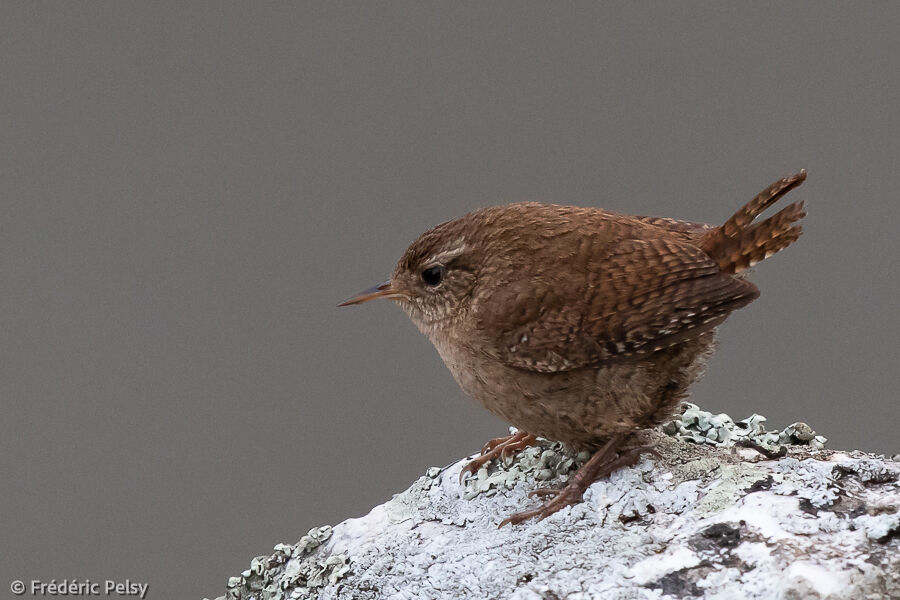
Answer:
[421, 265, 444, 287]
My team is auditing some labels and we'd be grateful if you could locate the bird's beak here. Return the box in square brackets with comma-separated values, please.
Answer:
[338, 280, 400, 306]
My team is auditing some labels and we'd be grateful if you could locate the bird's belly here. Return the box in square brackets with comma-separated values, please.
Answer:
[437, 332, 716, 449]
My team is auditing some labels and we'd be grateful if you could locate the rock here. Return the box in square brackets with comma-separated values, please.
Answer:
[215, 408, 900, 600]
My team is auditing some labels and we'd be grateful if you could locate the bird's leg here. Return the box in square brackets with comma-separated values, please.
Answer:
[459, 430, 537, 483]
[499, 435, 659, 527]
[526, 444, 662, 500]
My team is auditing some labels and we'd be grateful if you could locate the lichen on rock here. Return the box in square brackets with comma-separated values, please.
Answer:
[662, 402, 827, 451]
[215, 406, 899, 600]
[223, 526, 350, 600]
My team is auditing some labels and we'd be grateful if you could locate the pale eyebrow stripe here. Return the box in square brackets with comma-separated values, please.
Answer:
[424, 239, 468, 265]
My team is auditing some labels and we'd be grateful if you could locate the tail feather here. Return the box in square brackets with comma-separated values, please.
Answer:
[701, 171, 807, 274]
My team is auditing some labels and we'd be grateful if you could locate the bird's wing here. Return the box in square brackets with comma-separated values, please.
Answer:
[474, 237, 759, 373]
[631, 215, 713, 237]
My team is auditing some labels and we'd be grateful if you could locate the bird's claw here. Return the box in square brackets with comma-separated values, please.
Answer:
[499, 487, 582, 527]
[460, 431, 537, 484]
[527, 488, 561, 499]
[734, 439, 788, 460]
[498, 440, 658, 527]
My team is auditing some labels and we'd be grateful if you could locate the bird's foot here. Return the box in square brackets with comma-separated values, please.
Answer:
[499, 438, 659, 527]
[500, 481, 587, 527]
[459, 430, 537, 483]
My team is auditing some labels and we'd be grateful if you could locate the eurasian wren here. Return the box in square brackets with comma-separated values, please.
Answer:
[341, 171, 807, 525]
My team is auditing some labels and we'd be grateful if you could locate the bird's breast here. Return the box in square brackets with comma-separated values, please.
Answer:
[426, 331, 597, 440]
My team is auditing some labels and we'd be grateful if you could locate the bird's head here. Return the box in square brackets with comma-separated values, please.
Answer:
[338, 217, 483, 332]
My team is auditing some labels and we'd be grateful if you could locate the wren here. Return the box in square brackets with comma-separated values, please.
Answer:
[340, 171, 807, 526]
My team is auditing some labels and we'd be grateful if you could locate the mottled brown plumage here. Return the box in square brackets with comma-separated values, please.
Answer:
[340, 170, 807, 525]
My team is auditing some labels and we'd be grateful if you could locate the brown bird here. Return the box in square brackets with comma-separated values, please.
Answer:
[340, 171, 807, 526]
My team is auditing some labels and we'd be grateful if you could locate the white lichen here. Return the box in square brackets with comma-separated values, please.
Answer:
[661, 402, 828, 451]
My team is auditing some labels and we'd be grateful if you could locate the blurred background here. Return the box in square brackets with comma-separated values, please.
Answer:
[1, 3, 898, 598]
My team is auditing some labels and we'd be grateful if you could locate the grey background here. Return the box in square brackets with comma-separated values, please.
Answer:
[1, 3, 898, 598]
